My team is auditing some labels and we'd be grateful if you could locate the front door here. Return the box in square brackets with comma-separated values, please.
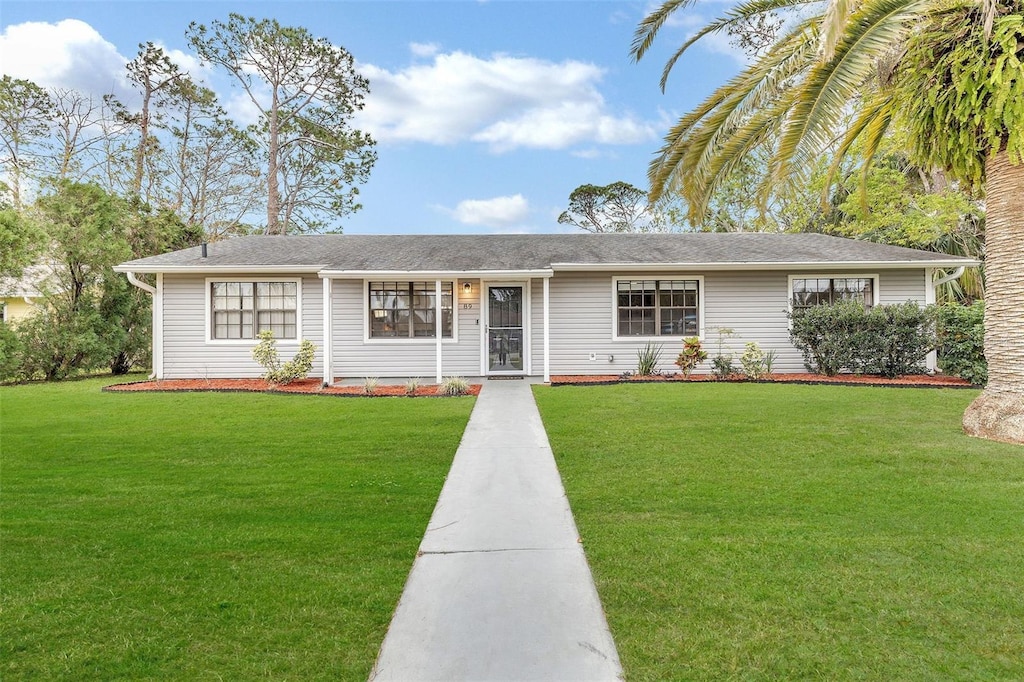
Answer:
[486, 285, 524, 374]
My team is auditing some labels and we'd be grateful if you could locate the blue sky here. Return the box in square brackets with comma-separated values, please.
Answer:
[1, 1, 745, 234]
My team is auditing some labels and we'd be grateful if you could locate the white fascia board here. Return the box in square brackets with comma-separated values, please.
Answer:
[112, 264, 325, 274]
[551, 260, 980, 272]
[318, 269, 554, 279]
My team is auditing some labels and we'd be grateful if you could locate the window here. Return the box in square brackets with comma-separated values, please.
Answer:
[369, 281, 453, 339]
[616, 279, 700, 337]
[791, 277, 874, 309]
[211, 280, 298, 340]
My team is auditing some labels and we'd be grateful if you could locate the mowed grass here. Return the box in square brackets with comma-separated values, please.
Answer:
[1, 378, 474, 681]
[534, 383, 1024, 681]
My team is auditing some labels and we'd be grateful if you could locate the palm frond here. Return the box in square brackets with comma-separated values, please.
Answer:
[631, 0, 697, 62]
[773, 0, 931, 189]
[654, 0, 820, 90]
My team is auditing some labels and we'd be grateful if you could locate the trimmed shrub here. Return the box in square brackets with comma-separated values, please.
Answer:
[788, 299, 865, 375]
[936, 301, 986, 385]
[252, 330, 316, 385]
[856, 302, 936, 378]
[788, 300, 936, 377]
[740, 342, 768, 380]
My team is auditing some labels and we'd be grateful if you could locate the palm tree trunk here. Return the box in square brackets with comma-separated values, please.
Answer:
[963, 149, 1024, 443]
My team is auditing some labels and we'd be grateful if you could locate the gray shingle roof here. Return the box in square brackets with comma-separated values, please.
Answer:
[116, 233, 977, 273]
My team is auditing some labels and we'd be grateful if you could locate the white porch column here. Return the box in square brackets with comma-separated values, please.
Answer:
[924, 267, 937, 372]
[154, 273, 164, 379]
[435, 279, 443, 384]
[322, 276, 333, 386]
[543, 275, 550, 383]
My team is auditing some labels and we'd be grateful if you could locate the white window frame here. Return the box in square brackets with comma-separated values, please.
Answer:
[205, 277, 303, 345]
[363, 279, 459, 345]
[787, 274, 880, 314]
[611, 275, 705, 342]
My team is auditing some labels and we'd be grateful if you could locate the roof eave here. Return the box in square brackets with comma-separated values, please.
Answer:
[318, 269, 555, 279]
[550, 260, 980, 271]
[113, 264, 327, 274]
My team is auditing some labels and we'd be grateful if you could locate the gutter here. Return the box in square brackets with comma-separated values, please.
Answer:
[124, 271, 157, 378]
[550, 259, 980, 272]
[933, 266, 967, 291]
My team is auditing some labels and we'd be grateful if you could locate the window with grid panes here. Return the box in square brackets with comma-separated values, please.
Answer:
[211, 281, 297, 340]
[791, 277, 874, 309]
[616, 279, 699, 337]
[369, 281, 453, 338]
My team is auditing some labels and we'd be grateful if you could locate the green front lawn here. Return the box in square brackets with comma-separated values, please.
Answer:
[1, 378, 474, 680]
[534, 383, 1024, 681]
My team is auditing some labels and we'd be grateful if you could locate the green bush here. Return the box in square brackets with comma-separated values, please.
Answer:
[788, 299, 865, 375]
[789, 300, 936, 377]
[936, 301, 986, 385]
[855, 302, 936, 378]
[251, 330, 316, 385]
[740, 341, 768, 380]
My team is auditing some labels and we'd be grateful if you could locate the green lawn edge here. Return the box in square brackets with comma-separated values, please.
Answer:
[1, 377, 474, 681]
[534, 382, 1024, 682]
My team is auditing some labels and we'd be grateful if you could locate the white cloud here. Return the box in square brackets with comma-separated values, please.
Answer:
[448, 194, 530, 228]
[0, 19, 135, 103]
[356, 50, 659, 152]
[409, 42, 441, 58]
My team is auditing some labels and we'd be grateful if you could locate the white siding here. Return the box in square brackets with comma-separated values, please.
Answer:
[330, 278, 482, 379]
[546, 268, 930, 376]
[161, 273, 324, 379]
[159, 267, 931, 379]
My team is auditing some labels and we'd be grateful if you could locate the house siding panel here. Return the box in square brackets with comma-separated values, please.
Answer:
[546, 269, 929, 376]
[330, 278, 481, 379]
[161, 273, 323, 379]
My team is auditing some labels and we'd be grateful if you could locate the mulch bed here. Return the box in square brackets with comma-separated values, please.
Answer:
[550, 373, 977, 389]
[104, 377, 481, 397]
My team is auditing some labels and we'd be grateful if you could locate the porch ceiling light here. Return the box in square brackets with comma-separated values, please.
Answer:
[463, 281, 472, 294]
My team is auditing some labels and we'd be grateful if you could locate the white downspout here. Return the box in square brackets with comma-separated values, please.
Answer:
[933, 266, 966, 292]
[435, 279, 443, 384]
[322, 276, 333, 387]
[543, 276, 550, 383]
[125, 271, 159, 379]
[928, 266, 967, 373]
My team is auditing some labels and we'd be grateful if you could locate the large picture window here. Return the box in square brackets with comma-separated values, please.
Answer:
[616, 279, 700, 337]
[791, 277, 874, 309]
[211, 280, 298, 340]
[369, 281, 454, 339]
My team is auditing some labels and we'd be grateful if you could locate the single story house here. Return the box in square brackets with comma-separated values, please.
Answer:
[113, 233, 977, 383]
[0, 264, 53, 324]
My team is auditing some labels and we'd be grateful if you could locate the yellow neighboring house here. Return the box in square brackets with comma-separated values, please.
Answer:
[0, 264, 52, 324]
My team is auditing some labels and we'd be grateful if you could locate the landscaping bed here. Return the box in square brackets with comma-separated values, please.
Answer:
[105, 377, 482, 396]
[550, 372, 975, 388]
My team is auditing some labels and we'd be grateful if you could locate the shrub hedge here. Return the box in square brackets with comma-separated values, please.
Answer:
[936, 301, 987, 385]
[788, 300, 936, 378]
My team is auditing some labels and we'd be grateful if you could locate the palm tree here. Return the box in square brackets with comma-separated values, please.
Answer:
[634, 0, 1024, 443]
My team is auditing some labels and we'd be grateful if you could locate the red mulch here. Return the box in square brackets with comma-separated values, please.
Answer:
[104, 377, 481, 397]
[550, 373, 975, 388]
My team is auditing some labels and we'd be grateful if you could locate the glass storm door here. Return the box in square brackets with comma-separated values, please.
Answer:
[487, 285, 524, 373]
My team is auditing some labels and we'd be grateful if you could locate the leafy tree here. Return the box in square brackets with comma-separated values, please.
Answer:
[8, 182, 199, 379]
[558, 181, 667, 232]
[162, 78, 262, 239]
[633, 0, 1024, 443]
[0, 76, 52, 208]
[0, 208, 44, 279]
[126, 42, 189, 202]
[187, 14, 376, 234]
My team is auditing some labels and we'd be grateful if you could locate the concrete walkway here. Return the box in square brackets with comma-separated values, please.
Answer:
[370, 379, 623, 682]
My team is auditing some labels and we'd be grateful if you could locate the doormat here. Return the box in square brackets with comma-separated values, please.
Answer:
[489, 376, 524, 380]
